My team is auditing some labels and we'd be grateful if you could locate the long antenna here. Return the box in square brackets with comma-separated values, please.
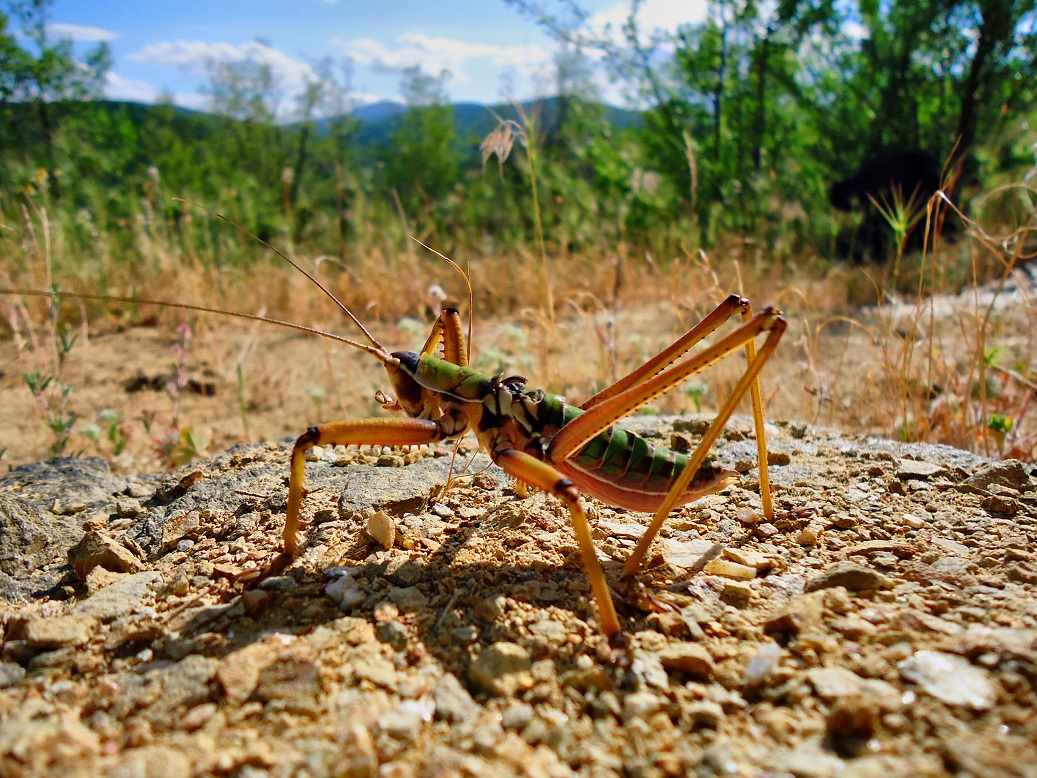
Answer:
[175, 198, 384, 351]
[0, 288, 390, 362]
[411, 237, 475, 363]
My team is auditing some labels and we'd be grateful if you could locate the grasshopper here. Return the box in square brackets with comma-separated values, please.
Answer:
[3, 239, 785, 637]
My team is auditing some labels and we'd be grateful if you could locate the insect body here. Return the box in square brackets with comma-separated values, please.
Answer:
[281, 297, 785, 637]
[4, 264, 785, 638]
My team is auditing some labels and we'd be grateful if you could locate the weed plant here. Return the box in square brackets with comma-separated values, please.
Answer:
[1, 138, 1037, 468]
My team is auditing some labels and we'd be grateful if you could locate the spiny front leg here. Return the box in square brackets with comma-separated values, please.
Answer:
[285, 417, 450, 554]
[493, 448, 622, 638]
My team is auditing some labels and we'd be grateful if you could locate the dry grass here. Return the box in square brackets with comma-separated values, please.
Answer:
[3, 173, 1037, 469]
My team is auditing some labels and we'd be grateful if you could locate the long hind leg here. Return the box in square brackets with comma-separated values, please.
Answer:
[494, 447, 621, 638]
[541, 306, 785, 582]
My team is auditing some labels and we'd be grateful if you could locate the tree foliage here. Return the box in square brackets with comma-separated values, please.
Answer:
[0, 0, 1035, 270]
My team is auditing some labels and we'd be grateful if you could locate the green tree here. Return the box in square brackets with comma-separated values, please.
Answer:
[1, 0, 111, 197]
[380, 67, 463, 220]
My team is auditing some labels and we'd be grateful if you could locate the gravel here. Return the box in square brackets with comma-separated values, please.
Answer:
[1, 418, 1035, 776]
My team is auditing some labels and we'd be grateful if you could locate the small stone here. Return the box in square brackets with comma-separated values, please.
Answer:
[177, 702, 217, 732]
[896, 460, 945, 480]
[433, 674, 481, 723]
[354, 656, 398, 689]
[832, 616, 878, 640]
[385, 554, 423, 584]
[432, 503, 455, 518]
[145, 655, 218, 723]
[54, 500, 88, 516]
[764, 592, 824, 638]
[736, 507, 760, 525]
[743, 641, 782, 685]
[825, 696, 879, 758]
[376, 620, 409, 652]
[160, 511, 201, 552]
[72, 571, 163, 622]
[898, 650, 996, 711]
[126, 481, 153, 499]
[115, 498, 142, 518]
[597, 519, 646, 540]
[0, 661, 27, 688]
[720, 580, 753, 607]
[723, 548, 771, 570]
[663, 538, 718, 568]
[378, 704, 428, 742]
[473, 472, 499, 490]
[631, 650, 669, 689]
[686, 700, 725, 729]
[778, 746, 845, 778]
[0, 704, 102, 773]
[501, 701, 535, 730]
[804, 562, 894, 593]
[332, 724, 378, 778]
[218, 643, 271, 704]
[796, 526, 820, 545]
[253, 653, 323, 708]
[756, 522, 779, 538]
[389, 586, 427, 611]
[24, 615, 98, 650]
[109, 745, 191, 778]
[474, 596, 505, 622]
[806, 667, 867, 699]
[961, 460, 1030, 492]
[256, 575, 296, 591]
[669, 432, 693, 451]
[981, 495, 1017, 516]
[325, 570, 365, 611]
[658, 643, 715, 677]
[84, 566, 125, 593]
[768, 450, 791, 466]
[844, 540, 914, 558]
[469, 642, 534, 697]
[703, 558, 756, 580]
[622, 691, 661, 722]
[830, 514, 859, 529]
[560, 656, 612, 693]
[68, 530, 143, 579]
[869, 551, 899, 568]
[366, 510, 396, 550]
[931, 537, 970, 556]
[451, 626, 479, 644]
[902, 513, 926, 529]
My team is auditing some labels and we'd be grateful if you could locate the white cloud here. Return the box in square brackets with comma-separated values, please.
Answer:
[128, 39, 377, 116]
[104, 72, 158, 102]
[345, 90, 383, 106]
[171, 91, 211, 112]
[337, 34, 551, 85]
[47, 23, 117, 42]
[589, 0, 708, 44]
[130, 39, 319, 93]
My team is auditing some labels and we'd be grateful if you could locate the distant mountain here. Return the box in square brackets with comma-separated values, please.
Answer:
[26, 97, 641, 156]
[349, 100, 408, 125]
[328, 96, 642, 148]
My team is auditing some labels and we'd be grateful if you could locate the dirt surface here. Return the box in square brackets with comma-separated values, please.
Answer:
[1, 414, 1036, 777]
[7, 260, 1037, 472]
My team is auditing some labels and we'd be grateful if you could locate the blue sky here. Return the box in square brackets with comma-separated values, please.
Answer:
[36, 0, 708, 114]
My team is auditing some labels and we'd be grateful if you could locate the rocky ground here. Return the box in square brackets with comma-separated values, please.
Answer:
[1, 415, 1036, 777]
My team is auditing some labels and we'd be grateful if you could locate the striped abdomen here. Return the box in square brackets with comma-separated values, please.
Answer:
[551, 403, 739, 513]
